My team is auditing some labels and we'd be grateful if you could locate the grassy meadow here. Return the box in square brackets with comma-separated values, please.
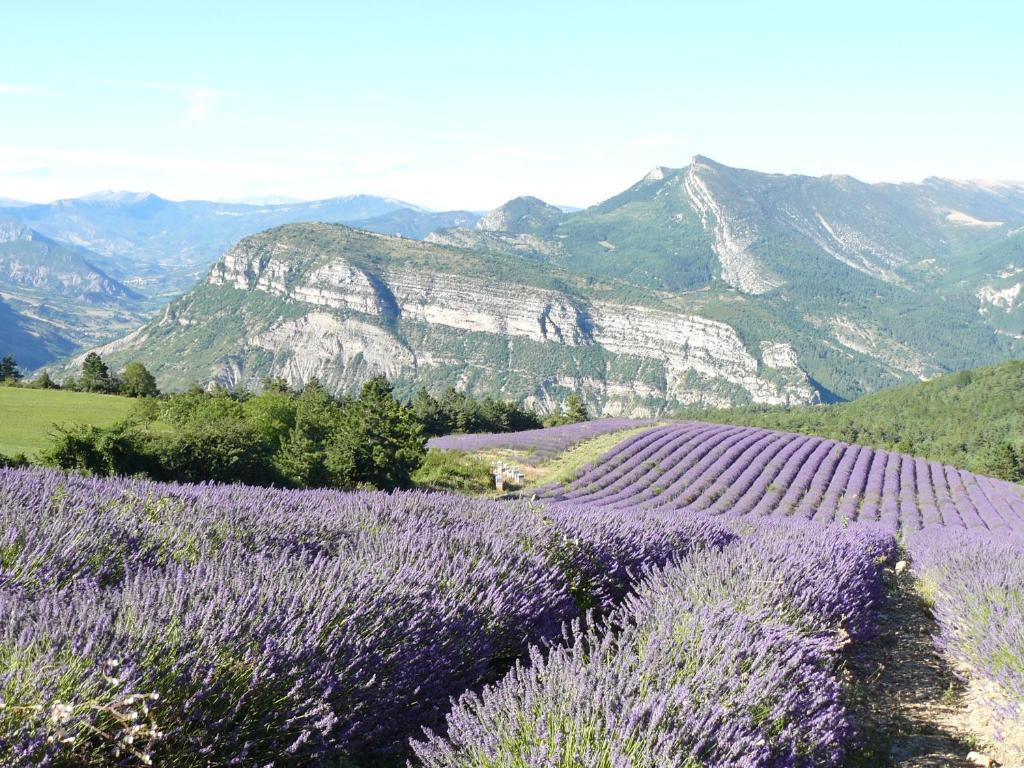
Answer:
[0, 386, 136, 458]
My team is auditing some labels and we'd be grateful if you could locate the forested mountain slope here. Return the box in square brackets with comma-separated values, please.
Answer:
[691, 359, 1024, 479]
[0, 222, 148, 358]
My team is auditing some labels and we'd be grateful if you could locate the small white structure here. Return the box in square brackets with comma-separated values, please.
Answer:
[493, 462, 526, 490]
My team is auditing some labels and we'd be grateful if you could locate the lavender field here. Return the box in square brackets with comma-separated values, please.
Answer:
[426, 417, 655, 464]
[2, 420, 1022, 765]
[541, 422, 1024, 531]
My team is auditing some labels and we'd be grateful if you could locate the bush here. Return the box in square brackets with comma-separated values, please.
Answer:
[411, 387, 543, 437]
[325, 377, 424, 490]
[413, 449, 495, 494]
[154, 419, 277, 485]
[40, 423, 161, 477]
[119, 362, 160, 398]
[0, 452, 29, 468]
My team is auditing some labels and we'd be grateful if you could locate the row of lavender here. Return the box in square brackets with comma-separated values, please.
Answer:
[413, 520, 897, 767]
[426, 417, 655, 464]
[543, 422, 1024, 532]
[538, 421, 1024, 761]
[0, 466, 731, 767]
[908, 528, 1024, 764]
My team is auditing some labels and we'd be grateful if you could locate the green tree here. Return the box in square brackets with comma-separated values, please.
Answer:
[410, 387, 446, 436]
[410, 386, 542, 436]
[978, 442, 1024, 482]
[325, 376, 425, 490]
[243, 389, 298, 451]
[79, 352, 113, 393]
[119, 362, 160, 398]
[158, 420, 275, 485]
[0, 355, 21, 383]
[260, 376, 293, 394]
[41, 423, 158, 477]
[564, 393, 589, 423]
[274, 378, 341, 488]
[160, 387, 244, 426]
[544, 393, 590, 427]
[28, 371, 59, 389]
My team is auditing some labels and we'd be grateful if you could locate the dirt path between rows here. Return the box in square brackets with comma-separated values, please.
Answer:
[847, 567, 983, 767]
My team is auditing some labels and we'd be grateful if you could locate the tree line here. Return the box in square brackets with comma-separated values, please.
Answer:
[0, 353, 159, 397]
[1, 353, 590, 491]
[686, 360, 1024, 483]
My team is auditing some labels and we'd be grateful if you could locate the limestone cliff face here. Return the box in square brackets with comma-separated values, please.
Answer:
[171, 225, 818, 414]
[683, 160, 784, 294]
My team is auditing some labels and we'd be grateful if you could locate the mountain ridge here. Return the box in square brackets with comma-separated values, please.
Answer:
[23, 155, 1024, 409]
[73, 222, 819, 415]
[0, 223, 148, 362]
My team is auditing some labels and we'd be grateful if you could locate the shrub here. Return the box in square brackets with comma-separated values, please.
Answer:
[413, 449, 495, 494]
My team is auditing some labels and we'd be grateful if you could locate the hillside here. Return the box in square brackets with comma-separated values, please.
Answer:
[431, 158, 1024, 393]
[690, 358, 1024, 479]
[74, 223, 817, 415]
[0, 295, 77, 369]
[51, 156, 1024, 405]
[0, 193, 480, 298]
[0, 223, 148, 357]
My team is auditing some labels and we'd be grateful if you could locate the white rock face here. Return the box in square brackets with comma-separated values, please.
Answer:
[977, 282, 1022, 313]
[249, 312, 416, 388]
[829, 315, 933, 379]
[293, 263, 388, 315]
[802, 211, 905, 283]
[0, 222, 31, 242]
[115, 226, 833, 412]
[204, 240, 819, 411]
[760, 341, 801, 369]
[389, 269, 588, 345]
[426, 229, 566, 258]
[683, 164, 784, 294]
[946, 210, 1003, 228]
[590, 303, 814, 406]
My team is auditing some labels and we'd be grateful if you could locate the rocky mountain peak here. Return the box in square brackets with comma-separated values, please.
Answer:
[77, 190, 157, 204]
[642, 166, 668, 182]
[689, 154, 723, 171]
[475, 196, 565, 234]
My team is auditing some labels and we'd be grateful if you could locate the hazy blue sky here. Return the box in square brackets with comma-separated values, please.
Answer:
[1, 1, 1021, 208]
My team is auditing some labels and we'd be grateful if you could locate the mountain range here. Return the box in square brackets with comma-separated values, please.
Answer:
[13, 155, 1024, 415]
[0, 192, 480, 299]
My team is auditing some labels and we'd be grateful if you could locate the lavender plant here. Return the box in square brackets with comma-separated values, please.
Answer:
[0, 466, 729, 765]
[414, 521, 890, 767]
[908, 527, 1024, 762]
[545, 423, 1024, 532]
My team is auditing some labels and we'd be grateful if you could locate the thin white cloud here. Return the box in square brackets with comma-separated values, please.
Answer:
[0, 83, 52, 96]
[628, 132, 689, 148]
[143, 83, 229, 123]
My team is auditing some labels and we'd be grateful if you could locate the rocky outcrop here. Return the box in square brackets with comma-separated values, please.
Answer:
[143, 225, 820, 413]
[683, 159, 785, 295]
[474, 196, 564, 234]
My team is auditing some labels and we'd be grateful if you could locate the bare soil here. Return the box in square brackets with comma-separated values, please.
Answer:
[846, 567, 985, 767]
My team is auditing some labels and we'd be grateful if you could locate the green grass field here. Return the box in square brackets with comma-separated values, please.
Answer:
[0, 387, 136, 458]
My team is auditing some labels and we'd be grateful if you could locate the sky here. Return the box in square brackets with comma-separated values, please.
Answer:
[1, 0, 1022, 209]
